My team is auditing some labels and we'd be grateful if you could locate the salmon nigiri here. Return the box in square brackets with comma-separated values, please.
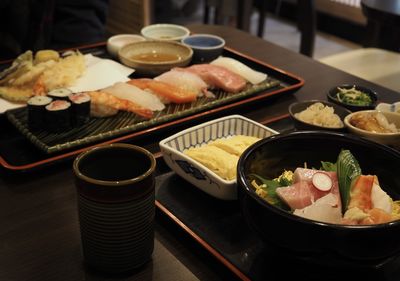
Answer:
[127, 79, 197, 104]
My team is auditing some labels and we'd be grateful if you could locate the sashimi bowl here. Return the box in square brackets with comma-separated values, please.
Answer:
[159, 115, 278, 200]
[237, 130, 400, 260]
[118, 40, 193, 76]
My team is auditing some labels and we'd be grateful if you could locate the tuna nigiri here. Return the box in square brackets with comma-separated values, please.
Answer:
[101, 82, 165, 111]
[127, 78, 197, 104]
[211, 56, 267, 85]
[154, 69, 212, 98]
[87, 91, 153, 118]
[183, 64, 246, 93]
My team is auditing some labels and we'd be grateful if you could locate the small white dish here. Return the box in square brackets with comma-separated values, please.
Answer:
[159, 115, 278, 200]
[376, 102, 400, 114]
[107, 34, 146, 57]
[141, 24, 190, 41]
[344, 110, 400, 147]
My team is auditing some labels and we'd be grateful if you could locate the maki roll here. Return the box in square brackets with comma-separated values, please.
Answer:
[47, 88, 72, 101]
[68, 92, 91, 126]
[27, 95, 53, 130]
[45, 100, 71, 132]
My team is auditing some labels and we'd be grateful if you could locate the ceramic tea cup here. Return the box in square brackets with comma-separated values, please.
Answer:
[73, 143, 156, 274]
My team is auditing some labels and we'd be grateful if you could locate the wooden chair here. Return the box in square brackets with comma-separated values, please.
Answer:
[203, 0, 316, 57]
[106, 0, 152, 35]
[319, 48, 400, 92]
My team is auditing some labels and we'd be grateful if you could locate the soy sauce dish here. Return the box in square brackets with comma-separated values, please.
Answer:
[181, 34, 225, 63]
[118, 41, 193, 76]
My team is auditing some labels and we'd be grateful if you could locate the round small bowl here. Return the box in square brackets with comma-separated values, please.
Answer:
[327, 84, 378, 111]
[288, 100, 352, 131]
[181, 34, 225, 63]
[141, 24, 190, 41]
[376, 101, 400, 114]
[237, 131, 400, 260]
[106, 34, 146, 57]
[118, 41, 193, 76]
[344, 110, 400, 147]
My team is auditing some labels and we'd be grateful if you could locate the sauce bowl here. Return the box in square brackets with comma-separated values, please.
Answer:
[118, 40, 193, 76]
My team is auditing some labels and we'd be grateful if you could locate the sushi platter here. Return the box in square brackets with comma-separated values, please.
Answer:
[0, 44, 304, 171]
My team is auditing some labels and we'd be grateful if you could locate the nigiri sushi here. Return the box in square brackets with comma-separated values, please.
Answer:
[88, 91, 153, 118]
[127, 78, 197, 104]
[211, 57, 267, 85]
[155, 69, 212, 98]
[183, 64, 246, 93]
[101, 82, 165, 111]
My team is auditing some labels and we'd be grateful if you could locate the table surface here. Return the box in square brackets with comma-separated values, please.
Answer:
[1, 24, 400, 281]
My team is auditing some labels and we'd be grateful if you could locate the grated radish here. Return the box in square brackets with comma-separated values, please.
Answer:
[312, 172, 332, 191]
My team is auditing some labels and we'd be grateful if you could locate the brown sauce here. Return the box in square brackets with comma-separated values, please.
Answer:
[131, 52, 181, 62]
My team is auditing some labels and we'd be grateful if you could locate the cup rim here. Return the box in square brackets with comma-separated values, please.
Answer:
[73, 143, 156, 186]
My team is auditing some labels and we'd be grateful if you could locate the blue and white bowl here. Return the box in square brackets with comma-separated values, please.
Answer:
[159, 115, 278, 200]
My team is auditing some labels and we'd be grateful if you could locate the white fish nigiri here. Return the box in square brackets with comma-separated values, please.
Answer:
[371, 182, 392, 214]
[211, 56, 267, 85]
[101, 82, 165, 111]
[155, 69, 210, 97]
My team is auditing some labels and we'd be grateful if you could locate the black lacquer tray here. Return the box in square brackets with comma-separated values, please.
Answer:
[154, 117, 400, 281]
[0, 44, 303, 172]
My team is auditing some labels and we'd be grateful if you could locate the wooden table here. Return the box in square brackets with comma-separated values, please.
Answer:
[361, 0, 400, 51]
[1, 24, 400, 281]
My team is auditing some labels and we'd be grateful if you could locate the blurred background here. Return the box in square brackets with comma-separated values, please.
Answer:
[106, 0, 364, 59]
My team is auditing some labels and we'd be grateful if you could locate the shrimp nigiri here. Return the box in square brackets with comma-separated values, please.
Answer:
[127, 78, 197, 104]
[101, 82, 165, 111]
[87, 91, 153, 118]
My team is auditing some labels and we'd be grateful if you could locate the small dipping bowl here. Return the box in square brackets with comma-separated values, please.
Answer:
[327, 84, 378, 112]
[118, 40, 193, 76]
[181, 34, 225, 63]
[288, 100, 352, 131]
[141, 24, 190, 41]
[106, 34, 146, 57]
[344, 110, 400, 147]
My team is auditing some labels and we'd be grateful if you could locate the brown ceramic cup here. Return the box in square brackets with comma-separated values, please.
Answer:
[73, 143, 156, 274]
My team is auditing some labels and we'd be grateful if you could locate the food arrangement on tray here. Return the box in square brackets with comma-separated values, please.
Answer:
[1, 43, 286, 154]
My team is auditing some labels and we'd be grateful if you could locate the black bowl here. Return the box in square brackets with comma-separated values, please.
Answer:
[288, 100, 351, 131]
[327, 84, 378, 112]
[237, 131, 400, 261]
